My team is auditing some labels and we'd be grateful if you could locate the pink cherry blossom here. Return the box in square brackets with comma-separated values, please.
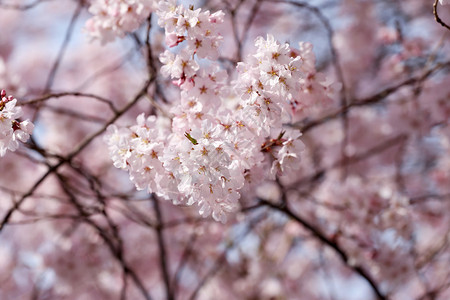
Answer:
[0, 90, 34, 157]
[2, 1, 450, 299]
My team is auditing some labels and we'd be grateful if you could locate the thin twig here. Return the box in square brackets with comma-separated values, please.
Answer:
[434, 0, 450, 31]
[0, 79, 153, 233]
[21, 92, 118, 113]
[297, 61, 450, 133]
[44, 1, 83, 93]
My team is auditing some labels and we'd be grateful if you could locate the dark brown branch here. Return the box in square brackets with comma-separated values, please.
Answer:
[298, 61, 450, 133]
[434, 0, 450, 31]
[145, 14, 157, 77]
[31, 1, 84, 122]
[152, 196, 174, 300]
[258, 199, 387, 300]
[410, 193, 450, 204]
[224, 0, 245, 62]
[0, 78, 153, 233]
[172, 232, 198, 297]
[55, 172, 153, 300]
[240, 0, 262, 48]
[44, 1, 83, 93]
[22, 92, 118, 113]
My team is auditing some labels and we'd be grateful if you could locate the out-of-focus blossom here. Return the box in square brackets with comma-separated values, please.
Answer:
[85, 0, 156, 44]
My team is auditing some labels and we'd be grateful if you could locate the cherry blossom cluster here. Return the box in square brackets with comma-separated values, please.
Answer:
[0, 90, 34, 157]
[85, 0, 156, 44]
[236, 35, 337, 123]
[157, 0, 225, 87]
[3, 0, 450, 298]
[105, 2, 334, 222]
